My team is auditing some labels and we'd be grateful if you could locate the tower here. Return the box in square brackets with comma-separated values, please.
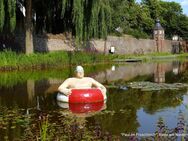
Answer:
[153, 19, 165, 52]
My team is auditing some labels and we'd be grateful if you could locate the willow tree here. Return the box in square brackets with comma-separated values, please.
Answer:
[61, 0, 111, 45]
[0, 0, 5, 31]
[0, 0, 16, 32]
[8, 0, 16, 32]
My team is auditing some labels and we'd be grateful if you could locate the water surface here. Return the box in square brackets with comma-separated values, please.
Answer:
[0, 61, 188, 140]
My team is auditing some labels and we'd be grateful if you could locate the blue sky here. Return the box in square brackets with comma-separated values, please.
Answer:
[136, 0, 188, 15]
[163, 0, 188, 15]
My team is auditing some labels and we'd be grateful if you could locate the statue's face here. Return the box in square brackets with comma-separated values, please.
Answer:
[76, 71, 84, 78]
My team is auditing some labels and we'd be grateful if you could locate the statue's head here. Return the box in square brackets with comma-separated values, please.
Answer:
[75, 66, 84, 78]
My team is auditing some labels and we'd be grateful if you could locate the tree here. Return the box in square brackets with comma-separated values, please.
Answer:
[0, 0, 5, 31]
[61, 0, 111, 44]
[141, 0, 162, 20]
[25, 0, 33, 54]
[33, 0, 111, 45]
[0, 0, 16, 32]
[109, 0, 152, 38]
[176, 14, 188, 39]
[159, 1, 187, 39]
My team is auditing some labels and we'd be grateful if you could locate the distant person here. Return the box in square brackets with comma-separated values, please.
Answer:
[58, 66, 107, 101]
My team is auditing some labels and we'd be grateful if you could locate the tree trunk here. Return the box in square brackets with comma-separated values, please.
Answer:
[25, 0, 33, 54]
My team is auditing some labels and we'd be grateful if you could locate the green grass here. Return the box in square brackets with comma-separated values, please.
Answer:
[113, 52, 188, 62]
[0, 50, 115, 71]
[0, 50, 188, 71]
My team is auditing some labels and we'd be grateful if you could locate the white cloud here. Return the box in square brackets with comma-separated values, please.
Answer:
[181, 0, 188, 6]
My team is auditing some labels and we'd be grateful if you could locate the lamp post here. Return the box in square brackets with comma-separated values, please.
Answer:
[172, 35, 179, 54]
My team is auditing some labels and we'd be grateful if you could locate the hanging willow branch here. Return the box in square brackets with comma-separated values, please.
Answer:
[61, 0, 69, 17]
[0, 0, 5, 31]
[7, 0, 16, 32]
[0, 0, 16, 32]
[89, 0, 111, 39]
[61, 0, 111, 44]
[73, 0, 84, 43]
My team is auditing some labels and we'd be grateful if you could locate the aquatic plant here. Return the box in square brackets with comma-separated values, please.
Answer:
[128, 81, 188, 91]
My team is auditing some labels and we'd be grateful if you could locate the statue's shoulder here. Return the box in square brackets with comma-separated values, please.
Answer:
[65, 77, 75, 81]
[84, 77, 93, 80]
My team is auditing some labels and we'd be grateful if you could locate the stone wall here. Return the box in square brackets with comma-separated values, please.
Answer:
[163, 40, 172, 53]
[92, 62, 173, 83]
[15, 35, 74, 52]
[15, 34, 174, 54]
[106, 36, 156, 54]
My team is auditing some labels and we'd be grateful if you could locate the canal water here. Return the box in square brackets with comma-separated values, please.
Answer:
[0, 61, 188, 140]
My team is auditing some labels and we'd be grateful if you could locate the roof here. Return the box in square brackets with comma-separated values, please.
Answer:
[153, 19, 164, 30]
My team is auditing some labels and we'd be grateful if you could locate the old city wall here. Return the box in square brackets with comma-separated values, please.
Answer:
[14, 34, 174, 54]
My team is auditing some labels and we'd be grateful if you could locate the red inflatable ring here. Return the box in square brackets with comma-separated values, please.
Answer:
[69, 88, 104, 103]
[57, 88, 104, 103]
[69, 102, 104, 113]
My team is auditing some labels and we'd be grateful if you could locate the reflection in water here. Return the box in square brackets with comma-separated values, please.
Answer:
[173, 61, 180, 75]
[57, 101, 106, 117]
[87, 87, 186, 136]
[154, 63, 166, 83]
[0, 61, 188, 140]
[27, 79, 35, 103]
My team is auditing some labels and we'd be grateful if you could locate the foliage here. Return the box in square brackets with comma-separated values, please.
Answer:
[7, 0, 16, 32]
[1, 0, 188, 45]
[63, 0, 111, 43]
[0, 50, 114, 71]
[0, 0, 5, 31]
[109, 0, 188, 39]
[159, 1, 187, 39]
[0, 0, 16, 32]
[141, 0, 188, 39]
[141, 0, 162, 20]
[33, 0, 111, 43]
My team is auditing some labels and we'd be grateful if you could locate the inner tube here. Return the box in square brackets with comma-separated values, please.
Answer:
[57, 101, 105, 113]
[69, 102, 104, 113]
[57, 88, 104, 103]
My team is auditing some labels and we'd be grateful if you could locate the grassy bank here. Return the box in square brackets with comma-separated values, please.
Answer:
[113, 52, 188, 62]
[0, 51, 114, 71]
[0, 51, 188, 71]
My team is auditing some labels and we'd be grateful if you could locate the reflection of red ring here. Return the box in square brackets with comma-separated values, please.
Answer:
[69, 102, 104, 113]
[69, 89, 104, 103]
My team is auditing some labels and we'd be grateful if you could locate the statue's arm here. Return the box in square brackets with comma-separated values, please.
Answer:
[58, 78, 72, 96]
[91, 78, 107, 99]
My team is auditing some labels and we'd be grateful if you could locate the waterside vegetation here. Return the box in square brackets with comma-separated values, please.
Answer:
[0, 51, 188, 71]
[0, 51, 113, 71]
[0, 0, 188, 54]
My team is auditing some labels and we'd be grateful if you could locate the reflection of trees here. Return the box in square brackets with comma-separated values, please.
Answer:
[0, 83, 29, 108]
[86, 88, 186, 135]
[108, 88, 184, 114]
[88, 109, 139, 135]
[143, 90, 184, 114]
[0, 64, 111, 88]
[0, 64, 188, 140]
